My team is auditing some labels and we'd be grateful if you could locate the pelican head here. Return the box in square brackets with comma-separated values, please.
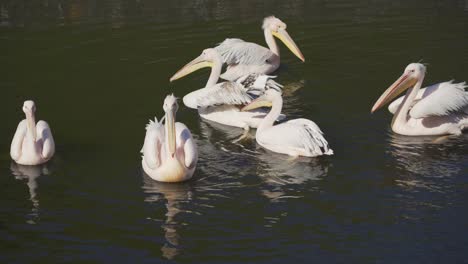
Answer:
[163, 94, 179, 157]
[22, 100, 36, 114]
[22, 100, 37, 140]
[169, 48, 220, 82]
[163, 94, 179, 113]
[241, 89, 281, 111]
[371, 63, 426, 113]
[262, 16, 305, 62]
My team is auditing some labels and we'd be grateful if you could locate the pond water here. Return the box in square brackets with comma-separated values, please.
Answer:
[1, 0, 468, 263]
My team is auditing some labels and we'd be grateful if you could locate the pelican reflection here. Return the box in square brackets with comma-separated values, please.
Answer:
[255, 152, 329, 201]
[10, 162, 50, 224]
[142, 174, 193, 260]
[387, 133, 465, 191]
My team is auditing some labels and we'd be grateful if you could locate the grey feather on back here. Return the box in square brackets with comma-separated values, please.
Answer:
[214, 38, 276, 65]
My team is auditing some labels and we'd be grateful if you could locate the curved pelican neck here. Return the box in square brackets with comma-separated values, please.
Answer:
[264, 29, 279, 56]
[392, 74, 425, 127]
[258, 95, 283, 133]
[205, 55, 223, 88]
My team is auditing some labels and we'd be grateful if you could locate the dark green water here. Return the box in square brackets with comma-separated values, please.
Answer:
[1, 0, 468, 263]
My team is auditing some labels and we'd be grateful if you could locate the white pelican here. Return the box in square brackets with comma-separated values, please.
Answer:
[10, 100, 55, 166]
[215, 16, 305, 81]
[242, 89, 333, 157]
[141, 94, 198, 182]
[170, 48, 284, 130]
[371, 63, 468, 136]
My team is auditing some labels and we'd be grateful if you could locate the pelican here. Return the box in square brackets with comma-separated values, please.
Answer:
[371, 63, 468, 136]
[215, 16, 305, 81]
[10, 100, 55, 166]
[242, 89, 333, 157]
[141, 94, 198, 182]
[170, 48, 284, 130]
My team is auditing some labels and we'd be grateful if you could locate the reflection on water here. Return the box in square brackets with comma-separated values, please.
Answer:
[142, 174, 193, 260]
[387, 132, 464, 192]
[199, 118, 250, 146]
[10, 162, 50, 224]
[279, 80, 304, 97]
[198, 102, 329, 203]
[256, 152, 328, 201]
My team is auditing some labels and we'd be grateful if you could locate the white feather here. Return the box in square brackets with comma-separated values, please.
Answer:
[36, 120, 55, 160]
[141, 117, 163, 154]
[286, 119, 334, 156]
[196, 82, 252, 108]
[186, 74, 283, 108]
[410, 81, 468, 118]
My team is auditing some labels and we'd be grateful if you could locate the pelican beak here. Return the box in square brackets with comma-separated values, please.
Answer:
[272, 28, 305, 62]
[241, 97, 272, 112]
[371, 73, 418, 113]
[170, 54, 214, 82]
[165, 108, 177, 157]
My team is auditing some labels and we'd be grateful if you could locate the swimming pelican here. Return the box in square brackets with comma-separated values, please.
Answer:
[371, 63, 468, 136]
[170, 48, 284, 130]
[10, 100, 55, 166]
[214, 16, 305, 81]
[242, 89, 333, 157]
[141, 94, 198, 182]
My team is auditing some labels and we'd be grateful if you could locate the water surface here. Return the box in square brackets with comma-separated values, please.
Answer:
[1, 0, 468, 263]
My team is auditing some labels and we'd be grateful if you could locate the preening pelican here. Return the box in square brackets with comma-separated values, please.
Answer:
[141, 95, 198, 182]
[371, 63, 468, 136]
[214, 16, 305, 81]
[242, 89, 333, 157]
[10, 100, 55, 165]
[170, 48, 284, 129]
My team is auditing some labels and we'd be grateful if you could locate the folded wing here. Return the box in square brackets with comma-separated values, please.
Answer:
[214, 38, 275, 66]
[388, 81, 468, 118]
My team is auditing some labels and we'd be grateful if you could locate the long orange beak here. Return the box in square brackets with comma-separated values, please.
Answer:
[272, 28, 305, 62]
[371, 73, 417, 113]
[241, 96, 272, 112]
[169, 54, 213, 82]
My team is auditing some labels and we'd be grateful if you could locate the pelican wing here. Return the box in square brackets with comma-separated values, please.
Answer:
[388, 81, 468, 118]
[36, 120, 55, 160]
[214, 38, 275, 66]
[286, 119, 334, 156]
[10, 120, 27, 161]
[175, 123, 198, 169]
[237, 74, 283, 96]
[410, 81, 468, 118]
[195, 82, 253, 108]
[260, 119, 333, 157]
[142, 118, 164, 169]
